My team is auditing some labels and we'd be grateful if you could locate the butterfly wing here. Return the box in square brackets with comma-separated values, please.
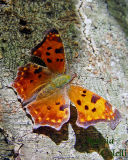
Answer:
[12, 63, 53, 102]
[26, 89, 70, 131]
[68, 85, 121, 129]
[32, 29, 65, 73]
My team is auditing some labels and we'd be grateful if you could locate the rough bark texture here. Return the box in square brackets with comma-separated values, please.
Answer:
[107, 0, 128, 36]
[0, 0, 128, 160]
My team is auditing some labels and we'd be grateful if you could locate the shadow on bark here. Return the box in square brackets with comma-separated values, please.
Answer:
[33, 105, 113, 160]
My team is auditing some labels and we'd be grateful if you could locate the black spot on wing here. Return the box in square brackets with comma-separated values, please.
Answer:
[47, 58, 52, 63]
[30, 80, 34, 83]
[38, 74, 42, 78]
[85, 105, 89, 110]
[46, 52, 50, 56]
[81, 94, 86, 97]
[47, 47, 52, 50]
[47, 106, 51, 110]
[92, 107, 96, 112]
[83, 90, 86, 93]
[91, 94, 100, 103]
[34, 67, 42, 74]
[55, 47, 64, 54]
[77, 100, 81, 105]
[56, 102, 60, 105]
[59, 104, 68, 111]
[56, 58, 63, 62]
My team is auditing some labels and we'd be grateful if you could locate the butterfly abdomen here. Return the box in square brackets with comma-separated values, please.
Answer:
[37, 74, 71, 99]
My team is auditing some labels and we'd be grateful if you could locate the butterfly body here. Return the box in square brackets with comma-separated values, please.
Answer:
[12, 28, 121, 131]
[50, 74, 71, 88]
[37, 74, 72, 99]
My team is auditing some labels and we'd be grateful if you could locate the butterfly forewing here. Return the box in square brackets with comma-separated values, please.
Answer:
[32, 29, 65, 73]
[12, 63, 53, 102]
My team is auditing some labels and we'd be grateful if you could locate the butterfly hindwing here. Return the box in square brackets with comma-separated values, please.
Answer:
[68, 85, 120, 129]
[32, 29, 65, 73]
[26, 89, 70, 130]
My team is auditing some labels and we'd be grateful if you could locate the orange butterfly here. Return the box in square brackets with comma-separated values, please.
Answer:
[12, 29, 121, 131]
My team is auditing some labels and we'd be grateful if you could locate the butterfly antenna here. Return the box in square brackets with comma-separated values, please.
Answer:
[69, 73, 77, 84]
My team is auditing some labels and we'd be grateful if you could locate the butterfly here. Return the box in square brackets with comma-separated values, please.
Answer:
[12, 28, 121, 131]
